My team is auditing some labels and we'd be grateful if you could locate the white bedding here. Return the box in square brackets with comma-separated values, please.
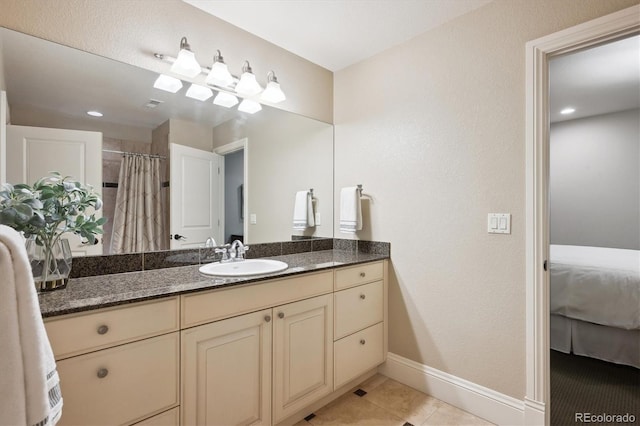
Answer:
[550, 245, 640, 330]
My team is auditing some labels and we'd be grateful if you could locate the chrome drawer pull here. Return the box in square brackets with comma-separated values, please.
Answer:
[278, 312, 285, 319]
[97, 325, 109, 335]
[360, 339, 366, 345]
[97, 368, 109, 379]
[264, 315, 272, 323]
[359, 272, 366, 277]
[360, 294, 366, 300]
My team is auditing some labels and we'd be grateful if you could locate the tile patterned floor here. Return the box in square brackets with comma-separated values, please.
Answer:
[294, 375, 494, 426]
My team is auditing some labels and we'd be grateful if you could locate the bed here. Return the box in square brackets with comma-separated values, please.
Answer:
[549, 244, 640, 368]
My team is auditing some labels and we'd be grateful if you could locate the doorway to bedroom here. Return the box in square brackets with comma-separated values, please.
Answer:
[547, 34, 640, 424]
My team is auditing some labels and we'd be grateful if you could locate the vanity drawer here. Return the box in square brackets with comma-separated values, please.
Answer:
[334, 322, 384, 388]
[181, 270, 332, 327]
[334, 281, 383, 340]
[334, 261, 384, 290]
[56, 332, 179, 426]
[45, 297, 179, 360]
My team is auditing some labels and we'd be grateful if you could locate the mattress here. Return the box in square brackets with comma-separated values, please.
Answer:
[549, 245, 640, 330]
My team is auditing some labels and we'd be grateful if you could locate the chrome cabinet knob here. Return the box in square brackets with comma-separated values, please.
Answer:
[360, 339, 366, 345]
[278, 312, 285, 319]
[97, 368, 109, 379]
[264, 315, 271, 323]
[360, 294, 366, 300]
[97, 325, 109, 335]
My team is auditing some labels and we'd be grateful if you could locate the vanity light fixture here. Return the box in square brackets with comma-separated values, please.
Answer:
[87, 111, 103, 117]
[560, 107, 576, 115]
[213, 91, 239, 108]
[185, 83, 214, 101]
[205, 50, 234, 88]
[170, 37, 202, 78]
[154, 74, 183, 93]
[235, 61, 263, 97]
[238, 99, 262, 114]
[260, 71, 286, 103]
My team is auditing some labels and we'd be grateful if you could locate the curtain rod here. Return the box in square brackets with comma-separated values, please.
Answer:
[102, 149, 166, 160]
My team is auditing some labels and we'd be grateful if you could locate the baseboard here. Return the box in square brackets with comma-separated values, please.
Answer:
[524, 397, 546, 425]
[379, 353, 528, 425]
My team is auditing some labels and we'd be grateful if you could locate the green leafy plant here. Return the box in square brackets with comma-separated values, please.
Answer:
[0, 172, 106, 250]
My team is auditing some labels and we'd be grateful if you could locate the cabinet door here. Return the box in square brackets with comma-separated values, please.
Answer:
[181, 309, 272, 426]
[273, 294, 333, 423]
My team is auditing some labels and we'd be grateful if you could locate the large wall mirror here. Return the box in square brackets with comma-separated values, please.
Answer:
[0, 27, 334, 256]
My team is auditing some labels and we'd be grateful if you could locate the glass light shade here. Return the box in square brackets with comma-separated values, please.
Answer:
[260, 81, 286, 103]
[206, 62, 234, 87]
[238, 99, 262, 114]
[185, 84, 213, 101]
[213, 92, 239, 108]
[153, 74, 183, 93]
[235, 72, 262, 97]
[170, 49, 202, 78]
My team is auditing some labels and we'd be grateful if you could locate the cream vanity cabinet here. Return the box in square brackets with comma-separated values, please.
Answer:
[333, 261, 386, 388]
[44, 259, 386, 426]
[180, 271, 334, 426]
[44, 297, 181, 426]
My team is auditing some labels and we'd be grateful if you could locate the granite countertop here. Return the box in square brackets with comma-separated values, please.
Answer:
[39, 250, 388, 318]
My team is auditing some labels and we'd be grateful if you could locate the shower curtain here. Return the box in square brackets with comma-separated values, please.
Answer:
[111, 154, 164, 254]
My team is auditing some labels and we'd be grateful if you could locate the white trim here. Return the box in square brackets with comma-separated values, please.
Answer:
[379, 353, 524, 426]
[214, 138, 249, 241]
[0, 91, 7, 185]
[525, 5, 640, 425]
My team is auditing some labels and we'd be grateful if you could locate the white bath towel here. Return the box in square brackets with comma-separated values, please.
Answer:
[339, 187, 362, 233]
[293, 190, 315, 230]
[0, 225, 63, 426]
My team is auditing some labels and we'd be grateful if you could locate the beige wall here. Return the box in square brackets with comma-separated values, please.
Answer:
[334, 0, 639, 399]
[212, 108, 334, 244]
[0, 0, 333, 123]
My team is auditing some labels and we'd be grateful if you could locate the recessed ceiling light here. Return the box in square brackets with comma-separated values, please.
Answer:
[87, 111, 103, 117]
[560, 107, 576, 115]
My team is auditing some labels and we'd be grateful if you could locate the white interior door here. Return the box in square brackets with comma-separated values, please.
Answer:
[6, 124, 103, 256]
[170, 143, 222, 250]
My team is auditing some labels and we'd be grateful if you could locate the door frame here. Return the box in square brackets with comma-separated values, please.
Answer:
[215, 138, 249, 243]
[524, 5, 639, 424]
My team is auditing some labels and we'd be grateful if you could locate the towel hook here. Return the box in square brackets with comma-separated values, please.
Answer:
[357, 184, 363, 196]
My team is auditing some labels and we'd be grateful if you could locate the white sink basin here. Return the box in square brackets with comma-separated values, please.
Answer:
[199, 259, 288, 277]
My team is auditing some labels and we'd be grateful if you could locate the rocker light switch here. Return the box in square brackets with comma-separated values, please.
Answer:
[488, 213, 511, 234]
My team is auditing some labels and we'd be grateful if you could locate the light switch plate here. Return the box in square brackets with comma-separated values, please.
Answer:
[488, 213, 511, 234]
[315, 212, 321, 225]
[250, 214, 257, 225]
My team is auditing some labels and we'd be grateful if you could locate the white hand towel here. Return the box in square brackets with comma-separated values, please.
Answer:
[293, 191, 315, 230]
[0, 225, 63, 426]
[339, 187, 362, 233]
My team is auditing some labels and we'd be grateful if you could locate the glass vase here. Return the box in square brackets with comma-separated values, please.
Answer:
[26, 237, 73, 291]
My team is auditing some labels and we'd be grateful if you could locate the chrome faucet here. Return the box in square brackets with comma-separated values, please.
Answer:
[215, 244, 232, 262]
[229, 239, 249, 261]
[204, 237, 217, 248]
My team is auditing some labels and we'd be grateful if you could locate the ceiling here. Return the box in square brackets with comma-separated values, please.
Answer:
[186, 1, 639, 122]
[183, 0, 493, 71]
[550, 35, 640, 123]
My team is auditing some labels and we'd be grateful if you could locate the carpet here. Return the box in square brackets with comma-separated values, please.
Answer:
[550, 350, 639, 425]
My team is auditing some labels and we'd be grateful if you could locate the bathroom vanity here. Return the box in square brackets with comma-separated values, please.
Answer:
[39, 251, 388, 426]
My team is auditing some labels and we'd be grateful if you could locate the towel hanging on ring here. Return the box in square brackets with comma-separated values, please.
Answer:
[293, 190, 315, 230]
[339, 186, 362, 233]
